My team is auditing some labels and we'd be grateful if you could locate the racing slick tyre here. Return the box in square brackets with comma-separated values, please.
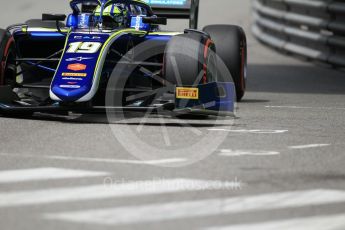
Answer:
[164, 32, 217, 86]
[0, 29, 30, 116]
[0, 28, 16, 87]
[203, 25, 247, 101]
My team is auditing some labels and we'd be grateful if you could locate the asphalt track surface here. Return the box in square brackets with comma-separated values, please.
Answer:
[1, 1, 345, 230]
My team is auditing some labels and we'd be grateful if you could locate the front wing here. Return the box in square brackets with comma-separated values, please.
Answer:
[0, 82, 235, 117]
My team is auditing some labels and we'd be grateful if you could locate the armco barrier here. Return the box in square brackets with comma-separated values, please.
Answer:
[252, 0, 345, 67]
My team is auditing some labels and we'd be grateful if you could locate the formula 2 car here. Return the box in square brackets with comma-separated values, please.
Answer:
[0, 0, 247, 117]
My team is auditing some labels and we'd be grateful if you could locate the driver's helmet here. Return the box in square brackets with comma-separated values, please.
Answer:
[94, 4, 126, 28]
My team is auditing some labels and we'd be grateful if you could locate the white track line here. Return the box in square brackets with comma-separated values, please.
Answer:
[208, 129, 288, 134]
[289, 144, 331, 149]
[205, 213, 345, 230]
[44, 189, 345, 226]
[266, 105, 345, 110]
[220, 149, 280, 156]
[0, 153, 186, 165]
[0, 179, 240, 208]
[0, 168, 109, 184]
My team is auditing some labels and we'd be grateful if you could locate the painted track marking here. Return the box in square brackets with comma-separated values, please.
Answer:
[0, 153, 186, 165]
[205, 213, 345, 230]
[208, 129, 288, 134]
[0, 179, 240, 208]
[0, 168, 109, 184]
[266, 105, 345, 110]
[289, 144, 331, 149]
[44, 189, 345, 226]
[219, 149, 280, 156]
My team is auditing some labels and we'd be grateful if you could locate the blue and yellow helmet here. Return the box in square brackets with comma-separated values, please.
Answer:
[94, 4, 126, 27]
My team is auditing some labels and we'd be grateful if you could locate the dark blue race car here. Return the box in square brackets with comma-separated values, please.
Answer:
[0, 0, 247, 117]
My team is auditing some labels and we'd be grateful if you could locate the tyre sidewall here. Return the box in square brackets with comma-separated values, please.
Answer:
[0, 29, 14, 86]
[164, 33, 215, 86]
[203, 25, 247, 101]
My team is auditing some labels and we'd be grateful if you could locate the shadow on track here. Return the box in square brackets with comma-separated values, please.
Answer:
[0, 112, 236, 128]
[248, 64, 345, 95]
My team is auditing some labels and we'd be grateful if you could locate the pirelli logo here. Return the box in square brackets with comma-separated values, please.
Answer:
[176, 87, 199, 100]
[62, 73, 87, 77]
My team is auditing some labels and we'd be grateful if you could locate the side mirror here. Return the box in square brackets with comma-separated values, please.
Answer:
[42, 14, 67, 34]
[142, 17, 167, 25]
[42, 14, 66, 22]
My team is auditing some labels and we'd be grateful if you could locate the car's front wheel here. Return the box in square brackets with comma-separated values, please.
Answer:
[0, 28, 16, 87]
[203, 25, 247, 101]
[164, 32, 217, 86]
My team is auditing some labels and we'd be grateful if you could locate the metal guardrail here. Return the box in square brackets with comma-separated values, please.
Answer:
[252, 0, 345, 67]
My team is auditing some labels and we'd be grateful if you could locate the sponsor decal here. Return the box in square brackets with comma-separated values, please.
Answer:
[66, 57, 93, 62]
[59, 85, 81, 89]
[83, 35, 101, 40]
[176, 87, 199, 99]
[62, 72, 87, 77]
[135, 16, 141, 31]
[62, 77, 83, 81]
[73, 35, 101, 40]
[67, 82, 78, 85]
[67, 63, 87, 71]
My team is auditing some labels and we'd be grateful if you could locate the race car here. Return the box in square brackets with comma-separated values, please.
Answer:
[0, 0, 247, 117]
